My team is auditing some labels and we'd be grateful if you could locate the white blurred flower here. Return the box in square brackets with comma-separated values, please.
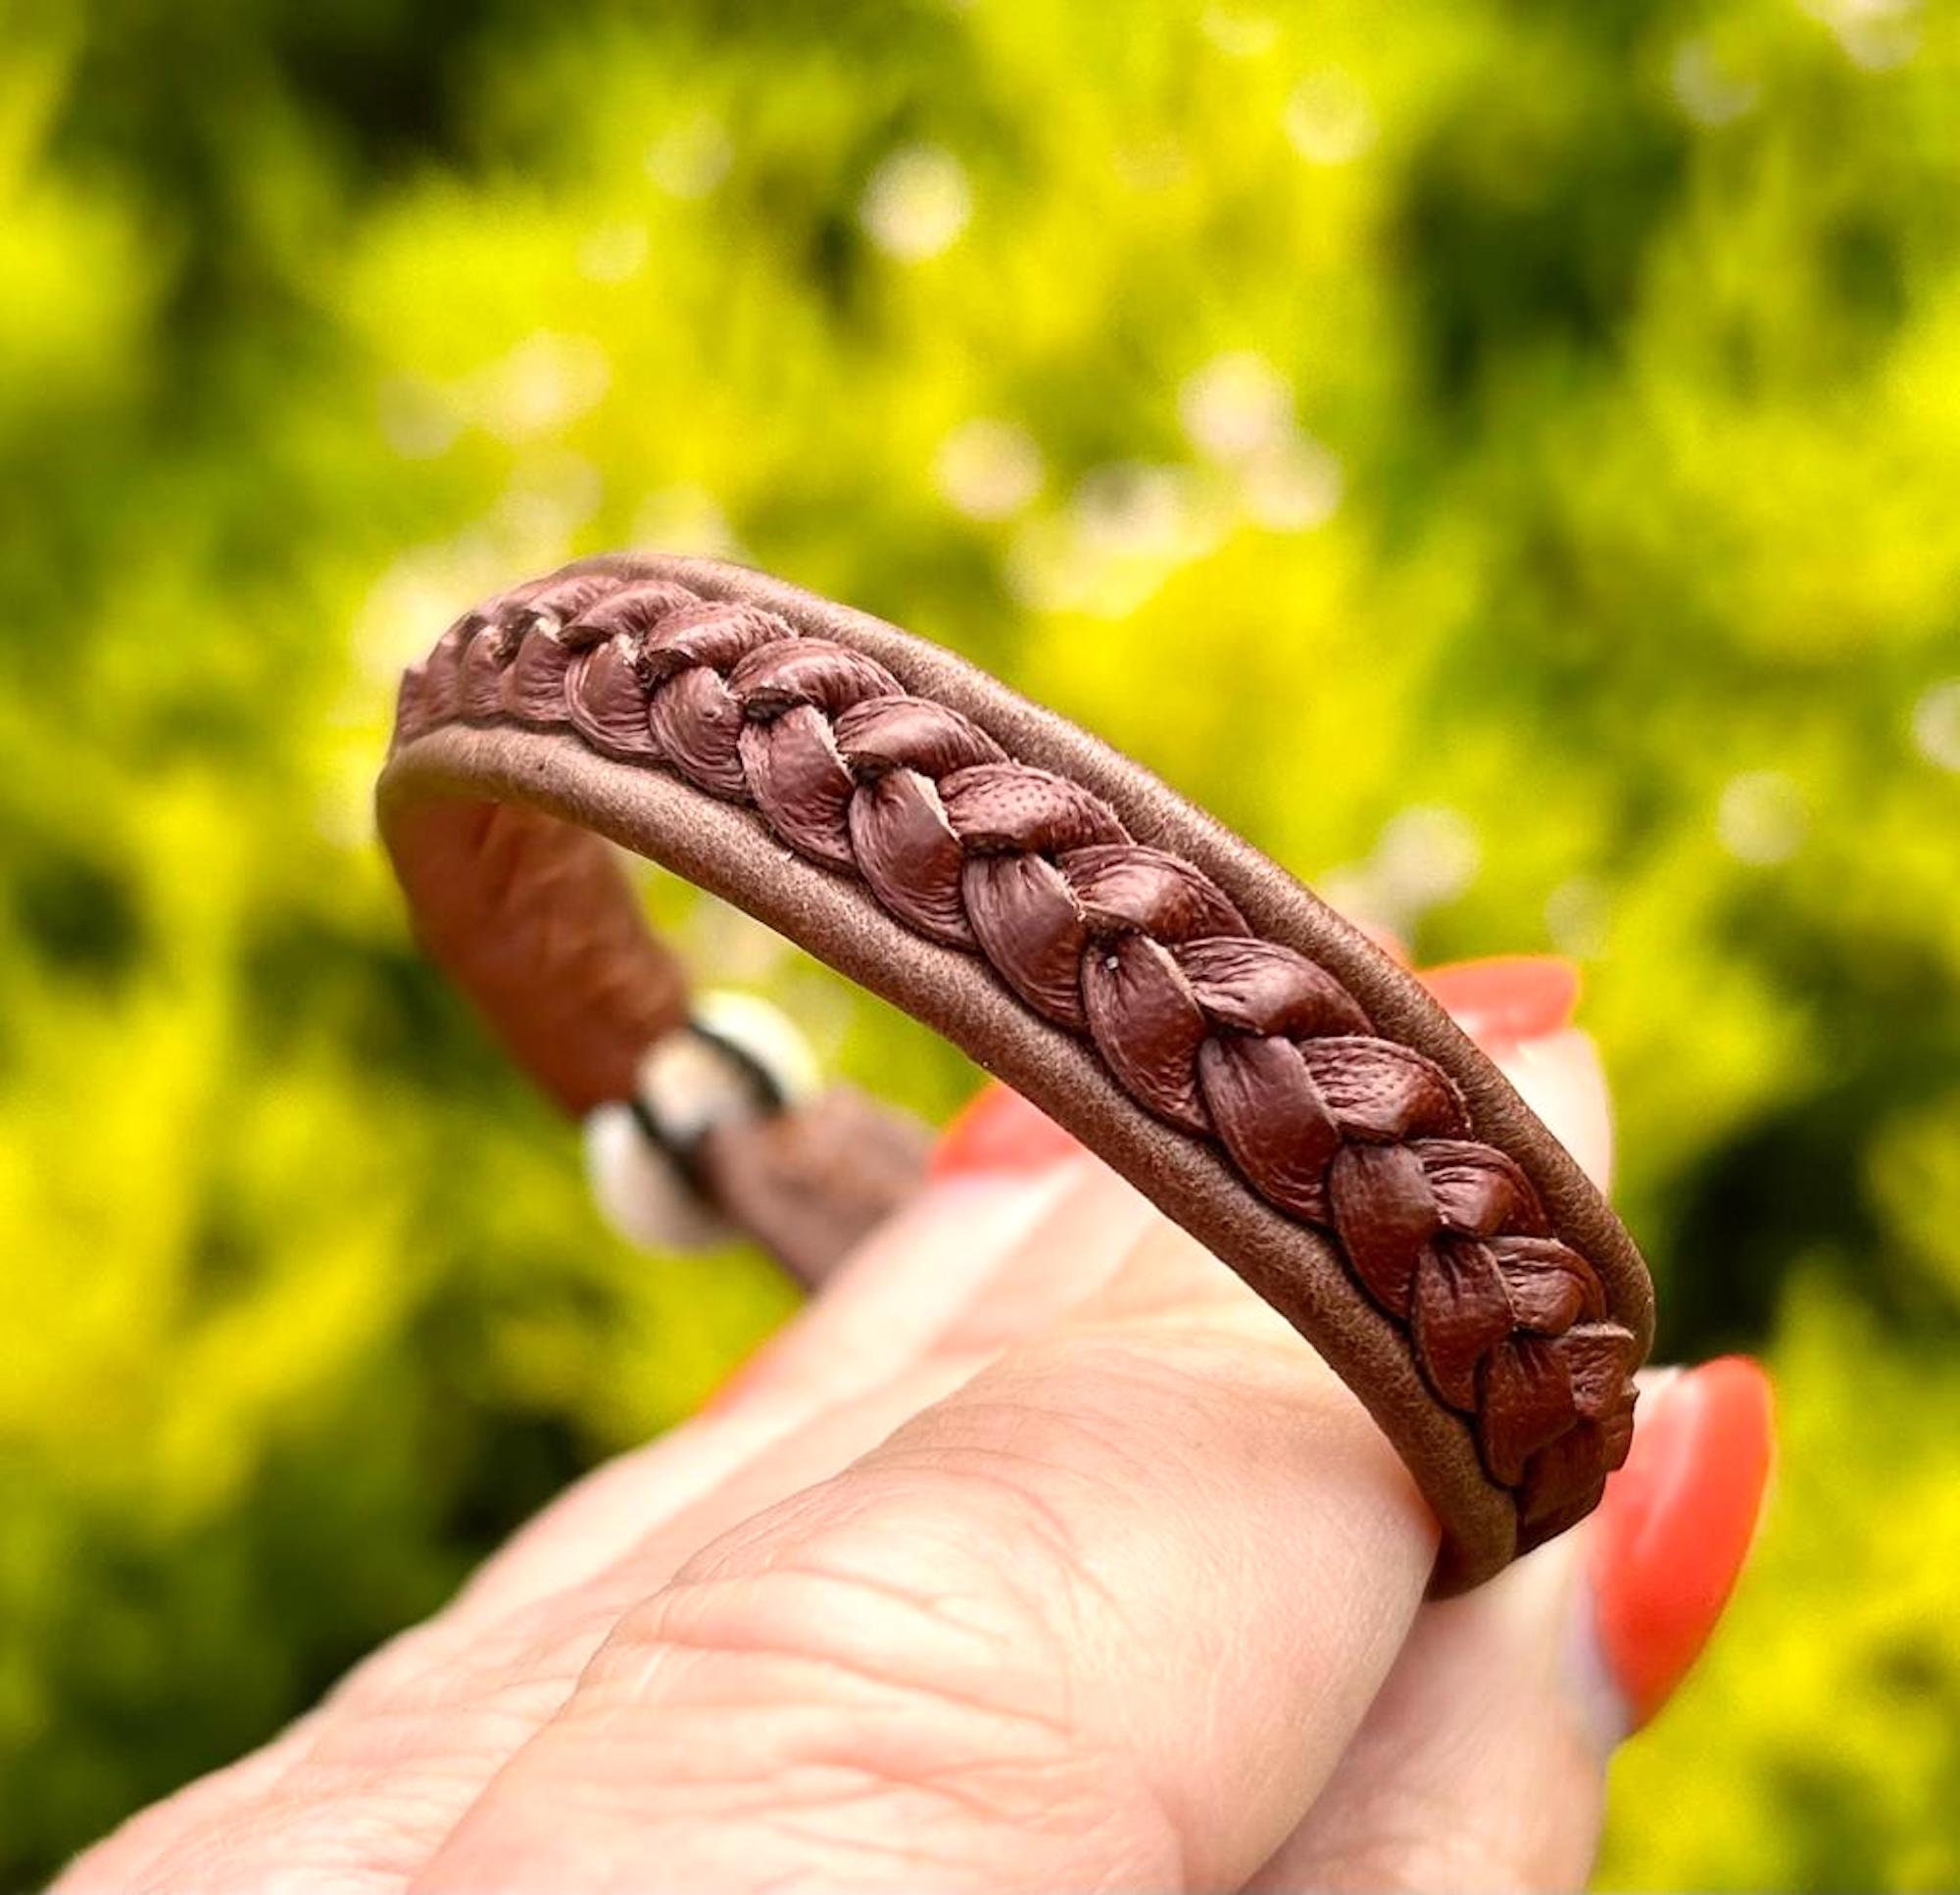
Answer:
[860, 145, 971, 260]
[377, 376, 460, 460]
[1910, 677, 1960, 772]
[498, 452, 603, 548]
[1313, 865, 1384, 933]
[1801, 0, 1920, 70]
[1004, 517, 1083, 613]
[1242, 435, 1343, 531]
[1073, 462, 1212, 560]
[1318, 806, 1482, 937]
[1006, 463, 1224, 617]
[646, 113, 733, 197]
[1669, 38, 1759, 126]
[467, 332, 611, 442]
[1179, 350, 1295, 462]
[935, 418, 1045, 519]
[631, 484, 743, 560]
[1179, 353, 1342, 533]
[353, 542, 504, 683]
[1283, 70, 1377, 166]
[1544, 876, 1612, 958]
[1717, 770, 1807, 864]
[578, 221, 650, 283]
[1376, 805, 1482, 911]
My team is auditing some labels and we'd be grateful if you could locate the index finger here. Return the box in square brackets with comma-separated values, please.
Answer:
[412, 1218, 1436, 1895]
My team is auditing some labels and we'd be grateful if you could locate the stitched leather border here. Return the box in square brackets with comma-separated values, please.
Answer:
[377, 553, 1654, 1592]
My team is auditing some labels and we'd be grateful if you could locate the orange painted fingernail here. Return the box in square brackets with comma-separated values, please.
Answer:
[1591, 1356, 1775, 1729]
[1421, 954, 1581, 1050]
[929, 1080, 1083, 1180]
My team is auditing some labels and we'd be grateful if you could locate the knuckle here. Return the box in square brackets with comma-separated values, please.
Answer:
[598, 1470, 1078, 1732]
[572, 1470, 1180, 1880]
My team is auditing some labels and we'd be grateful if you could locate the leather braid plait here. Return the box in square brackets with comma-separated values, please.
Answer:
[382, 554, 1652, 1587]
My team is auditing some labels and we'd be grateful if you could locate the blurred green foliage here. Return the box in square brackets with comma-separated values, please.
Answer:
[2, 0, 1956, 1885]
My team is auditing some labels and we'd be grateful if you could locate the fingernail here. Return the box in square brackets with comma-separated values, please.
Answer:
[1421, 955, 1581, 1051]
[1589, 1356, 1775, 1731]
[929, 1080, 1084, 1181]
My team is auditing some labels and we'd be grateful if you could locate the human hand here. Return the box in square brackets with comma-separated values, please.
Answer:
[59, 957, 1770, 1894]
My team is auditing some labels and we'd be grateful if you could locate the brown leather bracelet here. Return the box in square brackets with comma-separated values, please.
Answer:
[376, 552, 1653, 1594]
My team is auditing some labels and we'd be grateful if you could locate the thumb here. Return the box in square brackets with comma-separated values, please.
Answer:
[1250, 1357, 1773, 1891]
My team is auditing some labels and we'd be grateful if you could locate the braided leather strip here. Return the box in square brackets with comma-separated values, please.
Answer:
[394, 564, 1642, 1548]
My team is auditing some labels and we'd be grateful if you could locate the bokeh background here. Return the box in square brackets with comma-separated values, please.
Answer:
[3, 0, 1957, 1886]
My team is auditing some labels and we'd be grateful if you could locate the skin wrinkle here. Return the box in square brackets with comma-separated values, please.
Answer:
[324, 1576, 655, 1717]
[673, 1448, 1116, 1690]
[132, 1786, 431, 1895]
[584, 1628, 1076, 1772]
[870, 1407, 1153, 1565]
[468, 1754, 1172, 1895]
[302, 1671, 583, 1771]
[792, 1446, 1126, 1689]
[436, 1543, 1181, 1892]
[513, 1717, 1177, 1891]
[596, 1567, 1073, 1741]
[127, 1694, 568, 1894]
